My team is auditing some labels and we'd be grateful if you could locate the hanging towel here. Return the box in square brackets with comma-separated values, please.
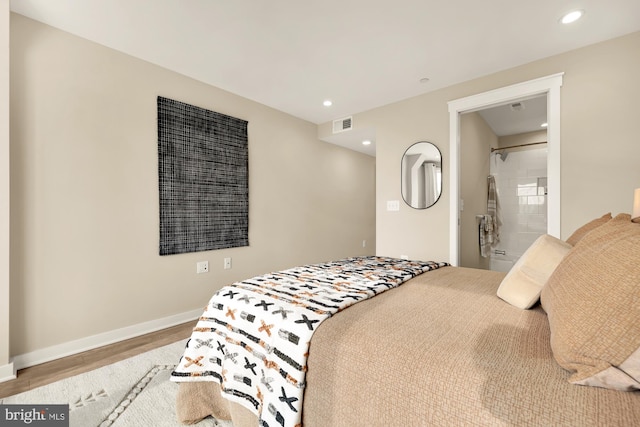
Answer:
[487, 175, 502, 247]
[479, 214, 493, 257]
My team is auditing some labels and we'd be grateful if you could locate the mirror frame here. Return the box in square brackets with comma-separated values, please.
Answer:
[401, 141, 443, 209]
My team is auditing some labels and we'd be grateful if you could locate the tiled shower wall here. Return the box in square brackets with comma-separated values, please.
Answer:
[490, 147, 547, 259]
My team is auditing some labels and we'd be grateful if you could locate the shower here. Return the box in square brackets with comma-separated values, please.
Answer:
[491, 140, 547, 163]
[487, 143, 548, 272]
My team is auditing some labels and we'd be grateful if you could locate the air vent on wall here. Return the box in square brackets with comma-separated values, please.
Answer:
[332, 116, 353, 133]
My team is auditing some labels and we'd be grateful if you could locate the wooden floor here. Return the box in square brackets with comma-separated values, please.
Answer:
[0, 320, 196, 399]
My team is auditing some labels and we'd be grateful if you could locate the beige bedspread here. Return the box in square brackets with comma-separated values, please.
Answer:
[176, 266, 640, 426]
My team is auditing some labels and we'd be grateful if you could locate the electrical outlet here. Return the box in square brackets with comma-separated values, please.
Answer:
[400, 255, 409, 260]
[224, 257, 232, 270]
[196, 261, 209, 274]
[362, 240, 366, 248]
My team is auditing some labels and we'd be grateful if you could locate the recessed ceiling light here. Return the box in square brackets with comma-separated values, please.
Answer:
[541, 122, 548, 128]
[362, 140, 372, 146]
[560, 10, 584, 24]
[323, 100, 333, 107]
[419, 77, 430, 84]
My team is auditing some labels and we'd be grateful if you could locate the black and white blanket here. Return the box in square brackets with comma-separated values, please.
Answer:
[171, 256, 448, 427]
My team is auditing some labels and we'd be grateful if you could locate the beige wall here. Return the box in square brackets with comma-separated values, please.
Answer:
[341, 31, 640, 262]
[1, 0, 12, 378]
[9, 14, 375, 357]
[459, 112, 496, 269]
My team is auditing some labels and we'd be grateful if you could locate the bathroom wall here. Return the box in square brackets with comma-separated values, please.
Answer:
[498, 130, 547, 149]
[459, 112, 497, 269]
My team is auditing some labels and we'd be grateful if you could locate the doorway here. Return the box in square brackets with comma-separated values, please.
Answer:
[459, 95, 549, 271]
[447, 74, 563, 266]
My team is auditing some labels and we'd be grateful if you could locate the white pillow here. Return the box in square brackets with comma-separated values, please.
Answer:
[497, 234, 572, 309]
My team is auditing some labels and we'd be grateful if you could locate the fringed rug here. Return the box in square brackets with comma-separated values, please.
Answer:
[1, 340, 232, 427]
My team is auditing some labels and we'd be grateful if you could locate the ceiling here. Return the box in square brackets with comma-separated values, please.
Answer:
[10, 1, 640, 156]
[477, 95, 547, 137]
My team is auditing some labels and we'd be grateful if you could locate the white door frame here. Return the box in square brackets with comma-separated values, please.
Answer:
[447, 73, 563, 266]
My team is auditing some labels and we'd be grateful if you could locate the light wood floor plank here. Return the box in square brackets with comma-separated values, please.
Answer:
[0, 320, 195, 399]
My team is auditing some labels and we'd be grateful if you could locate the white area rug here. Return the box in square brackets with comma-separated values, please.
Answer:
[1, 340, 233, 427]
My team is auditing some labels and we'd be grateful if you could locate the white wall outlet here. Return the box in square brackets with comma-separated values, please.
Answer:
[400, 255, 409, 260]
[362, 240, 366, 248]
[386, 200, 400, 211]
[196, 261, 209, 274]
[224, 257, 232, 270]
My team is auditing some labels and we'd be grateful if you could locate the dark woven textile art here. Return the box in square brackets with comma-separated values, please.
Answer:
[158, 96, 248, 255]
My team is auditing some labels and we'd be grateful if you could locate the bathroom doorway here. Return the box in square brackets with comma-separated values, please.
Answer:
[459, 95, 548, 271]
[447, 73, 563, 267]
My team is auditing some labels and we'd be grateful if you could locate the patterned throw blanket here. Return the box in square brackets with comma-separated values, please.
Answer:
[171, 256, 449, 427]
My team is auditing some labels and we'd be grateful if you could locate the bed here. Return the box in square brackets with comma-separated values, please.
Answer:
[171, 213, 640, 426]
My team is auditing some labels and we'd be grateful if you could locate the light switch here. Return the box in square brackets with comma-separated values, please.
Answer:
[386, 200, 400, 211]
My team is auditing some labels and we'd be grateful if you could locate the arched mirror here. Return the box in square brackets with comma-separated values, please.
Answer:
[401, 141, 442, 209]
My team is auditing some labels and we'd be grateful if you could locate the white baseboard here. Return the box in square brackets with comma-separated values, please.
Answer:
[10, 308, 202, 372]
[0, 362, 16, 383]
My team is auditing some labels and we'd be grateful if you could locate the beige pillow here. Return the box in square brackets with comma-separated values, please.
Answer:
[496, 235, 572, 309]
[565, 212, 611, 246]
[541, 213, 640, 391]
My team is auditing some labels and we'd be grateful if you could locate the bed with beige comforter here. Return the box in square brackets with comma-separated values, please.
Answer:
[174, 259, 640, 426]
